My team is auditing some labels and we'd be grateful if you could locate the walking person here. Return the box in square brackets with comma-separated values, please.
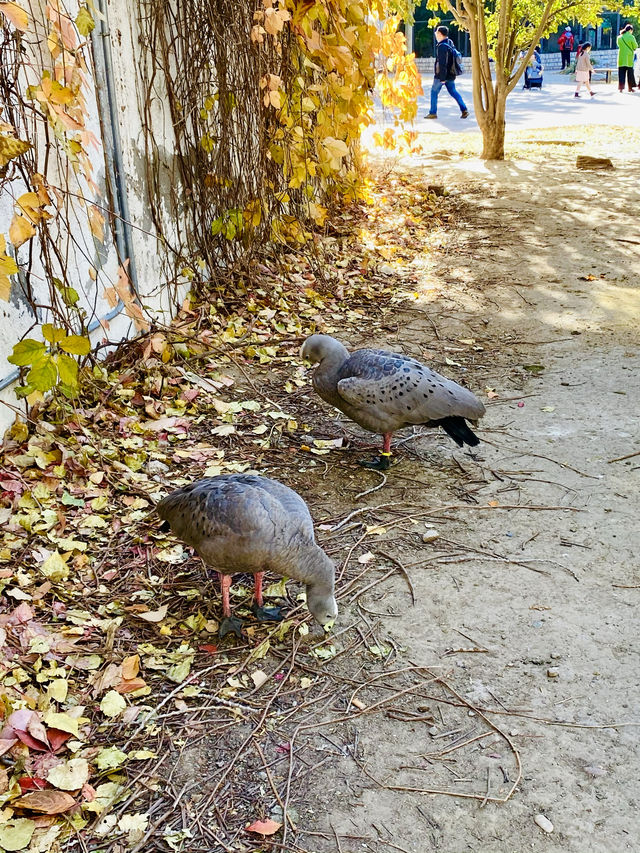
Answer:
[426, 26, 469, 120]
[574, 43, 595, 98]
[558, 27, 575, 70]
[617, 24, 638, 92]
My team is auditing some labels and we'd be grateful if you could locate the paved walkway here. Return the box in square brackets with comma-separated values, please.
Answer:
[370, 70, 640, 138]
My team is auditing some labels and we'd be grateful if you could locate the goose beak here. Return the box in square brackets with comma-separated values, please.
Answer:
[300, 347, 312, 368]
[323, 618, 336, 633]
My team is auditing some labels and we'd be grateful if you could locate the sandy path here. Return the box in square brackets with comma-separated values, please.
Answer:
[305, 153, 640, 852]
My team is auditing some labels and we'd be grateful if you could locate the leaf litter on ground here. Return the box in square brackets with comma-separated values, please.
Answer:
[0, 175, 467, 851]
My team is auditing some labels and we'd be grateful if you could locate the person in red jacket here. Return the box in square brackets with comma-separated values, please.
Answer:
[558, 27, 575, 70]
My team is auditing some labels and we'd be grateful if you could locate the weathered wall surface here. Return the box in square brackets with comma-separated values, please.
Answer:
[0, 0, 189, 434]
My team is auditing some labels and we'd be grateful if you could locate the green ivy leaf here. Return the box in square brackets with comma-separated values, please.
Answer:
[8, 339, 46, 366]
[53, 278, 80, 306]
[27, 357, 58, 391]
[14, 384, 34, 399]
[75, 6, 95, 36]
[59, 335, 91, 356]
[42, 324, 68, 344]
[56, 353, 79, 387]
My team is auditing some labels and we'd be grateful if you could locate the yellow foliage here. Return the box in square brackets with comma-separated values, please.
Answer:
[0, 1, 29, 31]
[9, 214, 36, 248]
[249, 0, 423, 214]
[0, 127, 30, 167]
[0, 235, 19, 301]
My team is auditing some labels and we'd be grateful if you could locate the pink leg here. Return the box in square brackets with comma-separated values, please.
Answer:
[219, 573, 232, 617]
[382, 432, 392, 456]
[253, 571, 264, 607]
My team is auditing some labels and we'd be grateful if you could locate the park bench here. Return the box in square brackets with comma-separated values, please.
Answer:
[592, 67, 617, 83]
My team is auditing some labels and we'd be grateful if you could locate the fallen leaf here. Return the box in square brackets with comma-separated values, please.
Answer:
[94, 814, 117, 837]
[0, 738, 18, 757]
[116, 676, 147, 694]
[250, 669, 268, 689]
[0, 818, 36, 851]
[121, 654, 140, 679]
[129, 749, 156, 760]
[13, 790, 76, 815]
[9, 709, 49, 749]
[357, 552, 376, 564]
[46, 758, 89, 791]
[42, 712, 78, 737]
[245, 818, 282, 836]
[47, 679, 69, 702]
[100, 690, 127, 718]
[118, 813, 148, 844]
[17, 777, 47, 793]
[95, 746, 128, 770]
[0, 766, 8, 794]
[136, 604, 168, 622]
[46, 729, 72, 753]
[155, 545, 184, 564]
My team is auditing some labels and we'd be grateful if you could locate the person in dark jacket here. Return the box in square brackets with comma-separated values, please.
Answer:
[426, 25, 469, 119]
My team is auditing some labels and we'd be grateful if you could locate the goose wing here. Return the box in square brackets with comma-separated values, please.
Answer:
[156, 475, 315, 569]
[336, 349, 485, 425]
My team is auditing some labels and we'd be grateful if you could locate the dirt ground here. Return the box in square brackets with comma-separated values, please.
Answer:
[281, 145, 640, 852]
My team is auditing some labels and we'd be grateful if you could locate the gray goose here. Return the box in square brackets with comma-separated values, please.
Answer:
[157, 474, 337, 637]
[301, 334, 485, 470]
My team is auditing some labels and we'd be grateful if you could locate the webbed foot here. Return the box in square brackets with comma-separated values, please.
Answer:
[359, 455, 391, 471]
[251, 603, 283, 622]
[219, 616, 244, 638]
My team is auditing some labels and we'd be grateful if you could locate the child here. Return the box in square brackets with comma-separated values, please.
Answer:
[575, 43, 595, 97]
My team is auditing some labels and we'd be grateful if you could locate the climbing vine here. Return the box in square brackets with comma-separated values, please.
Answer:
[1, 0, 422, 404]
[0, 0, 137, 403]
[136, 0, 422, 264]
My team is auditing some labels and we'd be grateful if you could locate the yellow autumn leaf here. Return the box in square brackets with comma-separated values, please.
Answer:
[42, 710, 79, 736]
[47, 678, 69, 702]
[100, 690, 126, 718]
[0, 234, 19, 301]
[0, 131, 30, 167]
[88, 205, 105, 241]
[40, 551, 70, 582]
[263, 6, 290, 36]
[9, 213, 35, 248]
[16, 191, 49, 223]
[322, 137, 349, 160]
[0, 1, 29, 31]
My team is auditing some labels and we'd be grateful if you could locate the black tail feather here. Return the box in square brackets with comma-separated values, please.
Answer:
[438, 416, 480, 448]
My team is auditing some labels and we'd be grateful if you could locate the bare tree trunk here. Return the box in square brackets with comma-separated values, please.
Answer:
[478, 110, 505, 159]
[442, 0, 557, 161]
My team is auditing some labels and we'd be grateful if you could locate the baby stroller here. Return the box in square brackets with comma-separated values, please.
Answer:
[523, 50, 544, 89]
